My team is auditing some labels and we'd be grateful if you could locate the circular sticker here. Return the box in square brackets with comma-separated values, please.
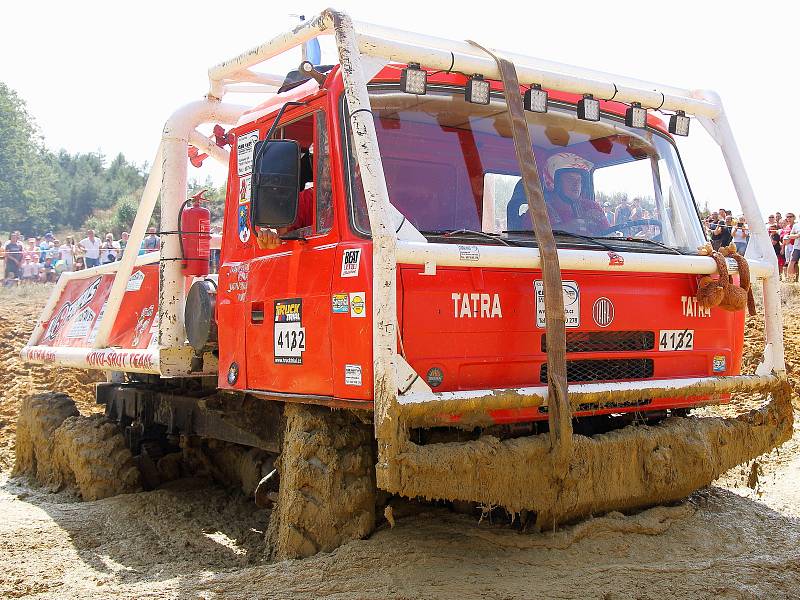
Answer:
[426, 367, 444, 388]
[351, 294, 365, 316]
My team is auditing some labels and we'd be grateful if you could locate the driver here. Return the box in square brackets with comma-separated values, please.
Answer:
[542, 152, 609, 234]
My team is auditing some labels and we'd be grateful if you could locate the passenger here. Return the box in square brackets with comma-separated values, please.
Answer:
[541, 152, 609, 234]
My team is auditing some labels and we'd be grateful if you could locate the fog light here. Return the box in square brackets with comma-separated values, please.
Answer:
[577, 94, 600, 121]
[625, 102, 647, 129]
[669, 110, 690, 136]
[400, 62, 427, 95]
[524, 84, 548, 113]
[465, 74, 490, 105]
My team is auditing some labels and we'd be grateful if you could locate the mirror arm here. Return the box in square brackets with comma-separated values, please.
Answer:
[252, 101, 308, 169]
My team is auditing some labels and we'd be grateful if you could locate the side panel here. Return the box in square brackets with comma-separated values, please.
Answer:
[330, 243, 373, 400]
[37, 264, 159, 349]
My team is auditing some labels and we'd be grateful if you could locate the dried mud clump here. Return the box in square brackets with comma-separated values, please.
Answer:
[14, 393, 140, 500]
[12, 392, 78, 488]
[267, 404, 376, 559]
[388, 382, 794, 529]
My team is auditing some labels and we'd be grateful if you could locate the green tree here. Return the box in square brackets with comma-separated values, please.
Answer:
[0, 82, 57, 234]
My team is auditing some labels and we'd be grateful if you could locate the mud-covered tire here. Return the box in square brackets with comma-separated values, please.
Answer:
[267, 404, 376, 559]
[53, 414, 141, 500]
[13, 392, 79, 486]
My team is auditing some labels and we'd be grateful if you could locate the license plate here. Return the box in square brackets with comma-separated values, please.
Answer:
[658, 329, 694, 351]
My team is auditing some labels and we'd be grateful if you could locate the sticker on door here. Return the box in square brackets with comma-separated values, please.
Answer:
[274, 298, 306, 364]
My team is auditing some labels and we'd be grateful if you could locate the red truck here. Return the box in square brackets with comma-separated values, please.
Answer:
[21, 11, 791, 559]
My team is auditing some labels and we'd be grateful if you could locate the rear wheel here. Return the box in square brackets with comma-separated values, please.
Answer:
[13, 391, 140, 499]
[267, 403, 376, 559]
[53, 414, 141, 500]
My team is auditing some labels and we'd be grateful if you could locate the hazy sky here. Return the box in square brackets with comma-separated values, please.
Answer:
[2, 1, 794, 220]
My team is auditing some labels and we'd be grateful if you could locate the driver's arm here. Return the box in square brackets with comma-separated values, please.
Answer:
[255, 187, 314, 250]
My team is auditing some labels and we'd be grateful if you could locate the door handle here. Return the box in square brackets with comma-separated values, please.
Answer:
[251, 301, 265, 323]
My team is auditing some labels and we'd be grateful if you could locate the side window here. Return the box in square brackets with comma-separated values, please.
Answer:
[315, 111, 333, 234]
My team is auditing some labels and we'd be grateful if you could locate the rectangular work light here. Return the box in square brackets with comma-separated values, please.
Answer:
[669, 110, 691, 136]
[524, 84, 548, 113]
[577, 94, 600, 121]
[625, 102, 647, 129]
[465, 74, 490, 105]
[400, 63, 427, 95]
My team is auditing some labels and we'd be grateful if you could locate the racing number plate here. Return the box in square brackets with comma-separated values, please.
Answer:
[658, 329, 694, 351]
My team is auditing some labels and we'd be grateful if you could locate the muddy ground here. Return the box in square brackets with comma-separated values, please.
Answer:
[0, 284, 798, 599]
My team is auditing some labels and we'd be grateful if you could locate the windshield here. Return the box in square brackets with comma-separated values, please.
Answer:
[344, 87, 706, 253]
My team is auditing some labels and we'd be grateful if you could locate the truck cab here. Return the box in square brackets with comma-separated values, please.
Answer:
[216, 65, 744, 423]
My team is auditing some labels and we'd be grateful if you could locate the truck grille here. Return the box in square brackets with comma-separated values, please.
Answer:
[540, 358, 654, 383]
[542, 331, 655, 353]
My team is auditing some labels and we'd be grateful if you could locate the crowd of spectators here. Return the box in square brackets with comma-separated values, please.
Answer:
[1, 228, 161, 286]
[703, 208, 800, 282]
[703, 208, 751, 255]
[765, 212, 800, 282]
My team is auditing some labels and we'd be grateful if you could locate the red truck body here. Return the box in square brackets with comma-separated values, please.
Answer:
[212, 66, 744, 422]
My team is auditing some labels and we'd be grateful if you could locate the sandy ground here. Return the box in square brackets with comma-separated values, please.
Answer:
[0, 285, 799, 599]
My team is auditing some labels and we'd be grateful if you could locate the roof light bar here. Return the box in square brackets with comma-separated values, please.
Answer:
[625, 102, 647, 129]
[400, 62, 427, 95]
[524, 84, 548, 113]
[465, 74, 490, 105]
[669, 110, 691, 136]
[577, 94, 600, 121]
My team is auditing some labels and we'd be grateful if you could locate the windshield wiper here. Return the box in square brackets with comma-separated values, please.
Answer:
[594, 236, 684, 255]
[504, 229, 619, 252]
[421, 229, 514, 247]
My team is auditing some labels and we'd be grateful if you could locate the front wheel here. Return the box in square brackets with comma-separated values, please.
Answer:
[267, 403, 376, 559]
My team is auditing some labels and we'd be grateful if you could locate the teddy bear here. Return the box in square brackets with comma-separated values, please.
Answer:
[719, 243, 756, 315]
[695, 245, 755, 315]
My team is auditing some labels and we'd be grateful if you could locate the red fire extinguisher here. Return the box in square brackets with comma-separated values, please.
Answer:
[180, 190, 211, 277]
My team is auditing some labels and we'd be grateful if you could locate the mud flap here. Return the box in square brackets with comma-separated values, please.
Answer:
[381, 382, 793, 529]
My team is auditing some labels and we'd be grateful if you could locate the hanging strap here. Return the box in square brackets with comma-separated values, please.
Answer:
[467, 41, 572, 459]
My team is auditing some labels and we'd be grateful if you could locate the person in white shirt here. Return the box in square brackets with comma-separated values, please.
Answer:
[732, 217, 749, 254]
[59, 236, 75, 271]
[100, 233, 120, 265]
[79, 230, 101, 267]
[21, 257, 39, 281]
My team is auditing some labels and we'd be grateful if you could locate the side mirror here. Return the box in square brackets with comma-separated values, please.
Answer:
[252, 139, 300, 228]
